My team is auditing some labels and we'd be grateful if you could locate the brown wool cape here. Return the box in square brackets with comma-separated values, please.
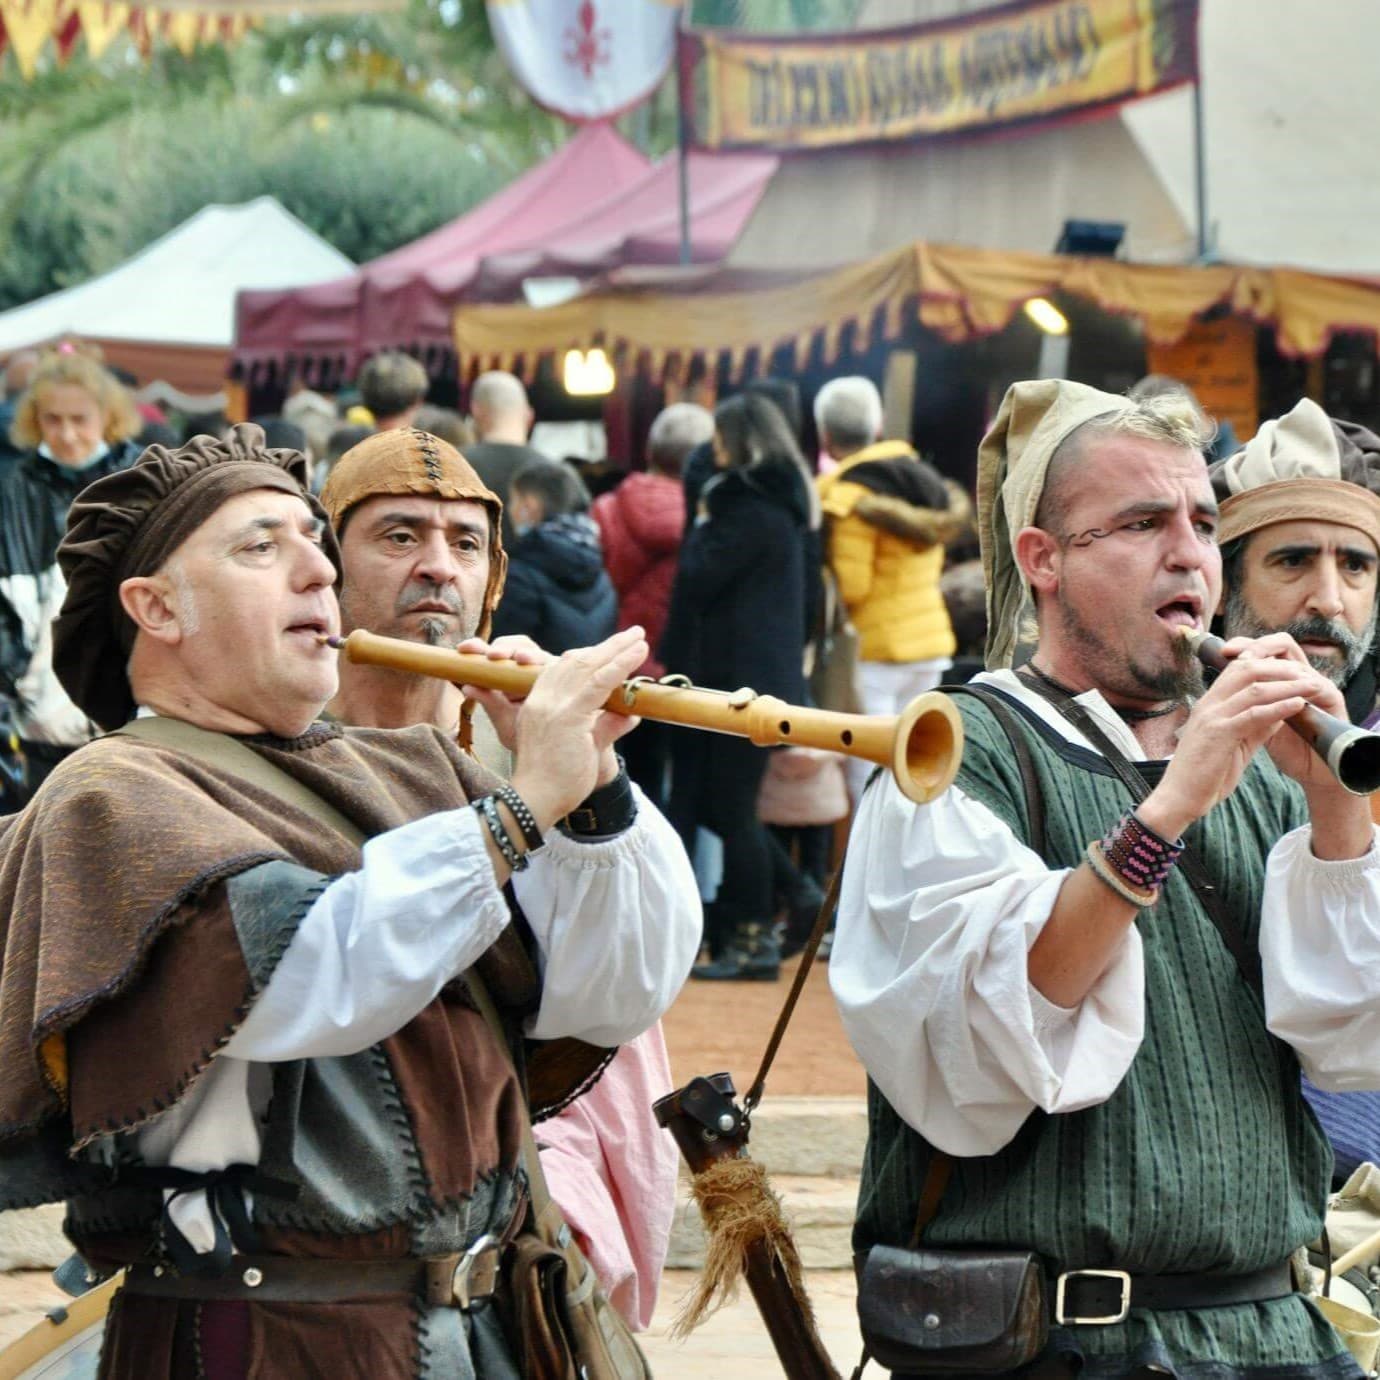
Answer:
[0, 721, 527, 1378]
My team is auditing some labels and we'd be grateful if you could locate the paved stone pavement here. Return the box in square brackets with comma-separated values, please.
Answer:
[0, 1266, 862, 1375]
[661, 951, 866, 1099]
[644, 1268, 862, 1377]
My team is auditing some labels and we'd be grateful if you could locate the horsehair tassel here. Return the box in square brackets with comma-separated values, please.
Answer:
[669, 1156, 819, 1342]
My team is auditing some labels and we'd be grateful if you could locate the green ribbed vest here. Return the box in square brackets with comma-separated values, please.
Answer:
[854, 692, 1350, 1374]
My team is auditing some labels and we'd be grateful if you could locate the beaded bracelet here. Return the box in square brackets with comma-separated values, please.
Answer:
[476, 793, 528, 872]
[493, 783, 544, 853]
[1085, 840, 1158, 908]
[1100, 809, 1185, 892]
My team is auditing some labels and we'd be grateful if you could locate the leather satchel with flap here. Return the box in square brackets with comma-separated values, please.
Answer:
[857, 1245, 1048, 1375]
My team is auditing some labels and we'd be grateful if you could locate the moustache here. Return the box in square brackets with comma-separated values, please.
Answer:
[395, 581, 464, 618]
[1284, 614, 1361, 655]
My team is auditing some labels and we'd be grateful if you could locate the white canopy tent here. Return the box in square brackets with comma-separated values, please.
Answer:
[0, 196, 353, 403]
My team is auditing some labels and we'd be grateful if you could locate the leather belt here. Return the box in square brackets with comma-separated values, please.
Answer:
[1053, 1261, 1294, 1325]
[122, 1234, 502, 1311]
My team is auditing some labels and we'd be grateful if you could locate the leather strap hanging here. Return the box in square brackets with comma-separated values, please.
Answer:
[744, 683, 1046, 1121]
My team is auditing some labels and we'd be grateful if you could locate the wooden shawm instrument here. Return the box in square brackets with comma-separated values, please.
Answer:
[325, 627, 969, 1376]
[327, 629, 964, 803]
[1182, 629, 1380, 795]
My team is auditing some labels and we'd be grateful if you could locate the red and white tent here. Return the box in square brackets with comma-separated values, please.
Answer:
[232, 122, 776, 383]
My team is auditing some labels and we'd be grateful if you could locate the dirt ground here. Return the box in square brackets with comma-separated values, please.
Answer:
[660, 952, 867, 1099]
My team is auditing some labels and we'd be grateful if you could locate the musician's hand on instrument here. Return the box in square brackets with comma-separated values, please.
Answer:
[508, 627, 648, 828]
[457, 634, 548, 667]
[1140, 655, 1321, 838]
[457, 635, 550, 749]
[1215, 632, 1351, 790]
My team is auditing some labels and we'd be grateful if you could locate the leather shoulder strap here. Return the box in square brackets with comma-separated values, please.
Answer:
[464, 968, 562, 1240]
[942, 684, 1046, 858]
[1015, 671, 1263, 997]
[115, 717, 365, 845]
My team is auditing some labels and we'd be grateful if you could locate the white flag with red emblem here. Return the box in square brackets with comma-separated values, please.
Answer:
[486, 0, 683, 122]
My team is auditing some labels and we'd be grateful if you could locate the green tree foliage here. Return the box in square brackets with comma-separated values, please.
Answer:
[0, 0, 561, 309]
[690, 0, 860, 28]
[0, 0, 859, 312]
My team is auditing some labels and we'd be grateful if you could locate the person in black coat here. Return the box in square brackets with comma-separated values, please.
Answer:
[492, 457, 617, 655]
[662, 393, 817, 980]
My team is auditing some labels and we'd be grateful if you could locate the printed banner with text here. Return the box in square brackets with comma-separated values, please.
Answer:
[682, 0, 1198, 153]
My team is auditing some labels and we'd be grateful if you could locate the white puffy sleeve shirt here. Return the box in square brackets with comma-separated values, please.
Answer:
[137, 782, 700, 1251]
[829, 670, 1380, 1159]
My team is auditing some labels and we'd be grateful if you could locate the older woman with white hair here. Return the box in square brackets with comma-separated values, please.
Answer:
[0, 347, 142, 802]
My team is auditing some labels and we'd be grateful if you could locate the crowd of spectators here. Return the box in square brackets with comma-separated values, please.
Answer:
[0, 342, 975, 983]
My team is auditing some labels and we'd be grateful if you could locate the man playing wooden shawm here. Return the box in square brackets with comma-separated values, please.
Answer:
[0, 423, 699, 1379]
[833, 380, 1380, 1379]
[1210, 399, 1380, 1201]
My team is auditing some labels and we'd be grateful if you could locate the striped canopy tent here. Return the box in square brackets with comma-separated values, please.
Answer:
[0, 0, 396, 76]
[451, 240, 1380, 383]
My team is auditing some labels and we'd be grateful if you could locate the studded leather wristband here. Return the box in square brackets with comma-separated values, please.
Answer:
[476, 794, 528, 871]
[492, 783, 544, 853]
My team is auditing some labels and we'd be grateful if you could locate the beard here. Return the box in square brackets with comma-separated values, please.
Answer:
[1221, 586, 1378, 686]
[1058, 591, 1205, 703]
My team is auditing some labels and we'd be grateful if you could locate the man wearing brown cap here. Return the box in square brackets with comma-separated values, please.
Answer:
[833, 380, 1380, 1378]
[0, 423, 698, 1379]
[1213, 398, 1380, 727]
[320, 427, 681, 1332]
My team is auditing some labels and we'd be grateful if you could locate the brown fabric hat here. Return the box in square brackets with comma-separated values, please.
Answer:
[1211, 398, 1380, 550]
[321, 427, 507, 638]
[977, 379, 1126, 668]
[53, 423, 338, 731]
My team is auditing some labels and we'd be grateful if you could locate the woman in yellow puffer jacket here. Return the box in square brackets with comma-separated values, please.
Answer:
[814, 379, 968, 799]
[819, 439, 962, 665]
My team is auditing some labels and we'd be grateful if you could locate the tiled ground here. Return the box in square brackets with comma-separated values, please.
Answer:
[643, 1268, 862, 1377]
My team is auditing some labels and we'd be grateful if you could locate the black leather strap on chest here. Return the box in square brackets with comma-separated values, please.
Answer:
[1013, 671, 1264, 999]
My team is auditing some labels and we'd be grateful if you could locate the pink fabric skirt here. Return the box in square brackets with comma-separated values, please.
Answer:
[535, 1024, 680, 1330]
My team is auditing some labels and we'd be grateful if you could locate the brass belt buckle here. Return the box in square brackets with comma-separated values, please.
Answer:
[451, 1232, 500, 1310]
[1054, 1268, 1132, 1325]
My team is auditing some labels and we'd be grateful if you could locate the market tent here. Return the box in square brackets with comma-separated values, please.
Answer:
[468, 146, 779, 297]
[232, 124, 777, 381]
[1120, 0, 1380, 274]
[232, 123, 651, 380]
[0, 196, 353, 397]
[725, 0, 1380, 276]
[452, 240, 1380, 376]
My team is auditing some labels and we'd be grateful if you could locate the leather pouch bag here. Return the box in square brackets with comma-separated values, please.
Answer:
[505, 1228, 651, 1380]
[856, 1245, 1048, 1375]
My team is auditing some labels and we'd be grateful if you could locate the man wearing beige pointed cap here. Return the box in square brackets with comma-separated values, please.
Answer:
[1213, 398, 1380, 728]
[833, 379, 1380, 1378]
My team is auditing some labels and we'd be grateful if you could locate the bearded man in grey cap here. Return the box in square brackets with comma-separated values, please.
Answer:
[0, 423, 697, 1379]
[1209, 398, 1380, 1198]
[1213, 398, 1380, 728]
[833, 379, 1380, 1379]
